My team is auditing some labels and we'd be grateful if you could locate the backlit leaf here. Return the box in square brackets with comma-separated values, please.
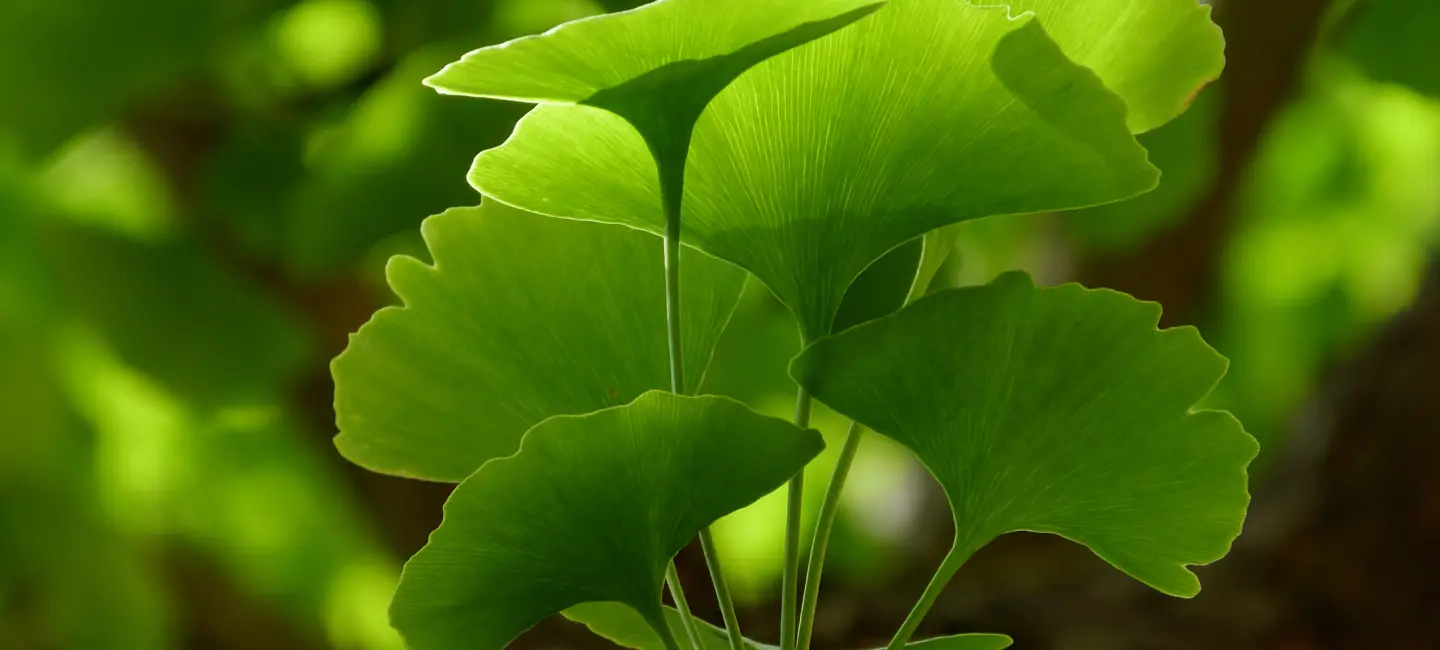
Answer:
[997, 0, 1224, 133]
[426, 0, 884, 167]
[471, 0, 1159, 340]
[791, 272, 1257, 597]
[333, 202, 746, 482]
[389, 392, 824, 650]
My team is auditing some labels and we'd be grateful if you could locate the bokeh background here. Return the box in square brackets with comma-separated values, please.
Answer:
[2, 0, 1436, 648]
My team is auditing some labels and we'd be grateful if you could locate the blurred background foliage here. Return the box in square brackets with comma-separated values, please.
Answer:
[1, 0, 1437, 648]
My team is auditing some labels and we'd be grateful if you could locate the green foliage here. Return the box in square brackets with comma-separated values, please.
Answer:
[349, 1, 1253, 649]
[389, 392, 823, 650]
[792, 272, 1257, 598]
[996, 0, 1223, 134]
[0, 0, 1288, 646]
[1066, 89, 1220, 251]
[470, 0, 1168, 340]
[334, 202, 745, 481]
[565, 602, 1012, 650]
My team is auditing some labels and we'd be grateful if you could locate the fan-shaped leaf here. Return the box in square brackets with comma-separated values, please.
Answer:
[333, 203, 746, 482]
[471, 0, 1159, 340]
[993, 0, 1224, 133]
[425, 0, 885, 163]
[565, 602, 1012, 650]
[390, 392, 824, 650]
[791, 272, 1257, 597]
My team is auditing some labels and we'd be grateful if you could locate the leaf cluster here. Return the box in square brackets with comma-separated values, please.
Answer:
[331, 1, 1257, 649]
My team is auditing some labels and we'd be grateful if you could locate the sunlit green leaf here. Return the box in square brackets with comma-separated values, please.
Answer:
[791, 272, 1257, 597]
[565, 602, 1011, 650]
[333, 202, 746, 481]
[997, 0, 1224, 133]
[1066, 88, 1220, 251]
[425, 0, 884, 163]
[832, 238, 923, 333]
[471, 0, 1159, 340]
[389, 392, 824, 650]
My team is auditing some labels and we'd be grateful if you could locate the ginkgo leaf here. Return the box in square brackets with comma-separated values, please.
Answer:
[389, 392, 824, 650]
[425, 0, 885, 165]
[791, 272, 1257, 598]
[832, 238, 923, 333]
[994, 0, 1224, 133]
[332, 203, 746, 482]
[565, 602, 1012, 650]
[470, 0, 1159, 341]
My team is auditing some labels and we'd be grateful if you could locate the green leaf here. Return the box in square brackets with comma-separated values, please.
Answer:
[832, 238, 923, 333]
[333, 202, 746, 482]
[389, 391, 825, 650]
[426, 0, 884, 171]
[1066, 88, 1219, 252]
[565, 602, 1011, 650]
[567, 603, 761, 650]
[791, 272, 1257, 597]
[998, 0, 1224, 133]
[471, 0, 1159, 341]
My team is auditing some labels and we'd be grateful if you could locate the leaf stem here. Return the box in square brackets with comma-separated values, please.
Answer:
[665, 564, 706, 650]
[654, 141, 747, 650]
[661, 175, 686, 395]
[699, 529, 746, 650]
[795, 421, 864, 650]
[780, 387, 813, 650]
[885, 542, 979, 650]
[645, 605, 687, 650]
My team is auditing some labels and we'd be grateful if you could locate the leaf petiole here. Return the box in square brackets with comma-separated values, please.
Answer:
[644, 606, 688, 650]
[886, 542, 981, 650]
[699, 529, 747, 650]
[654, 134, 748, 650]
[795, 421, 865, 650]
[780, 386, 814, 650]
[665, 564, 706, 650]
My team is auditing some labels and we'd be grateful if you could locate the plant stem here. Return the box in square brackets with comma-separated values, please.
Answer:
[884, 543, 979, 650]
[655, 144, 746, 650]
[661, 180, 686, 394]
[666, 564, 705, 650]
[779, 387, 813, 650]
[795, 421, 864, 650]
[645, 605, 687, 650]
[699, 529, 746, 650]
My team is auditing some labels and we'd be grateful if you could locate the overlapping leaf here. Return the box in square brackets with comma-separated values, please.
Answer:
[992, 0, 1224, 133]
[565, 602, 1012, 650]
[390, 392, 824, 650]
[333, 203, 745, 482]
[791, 272, 1257, 597]
[426, 0, 885, 161]
[471, 0, 1161, 340]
